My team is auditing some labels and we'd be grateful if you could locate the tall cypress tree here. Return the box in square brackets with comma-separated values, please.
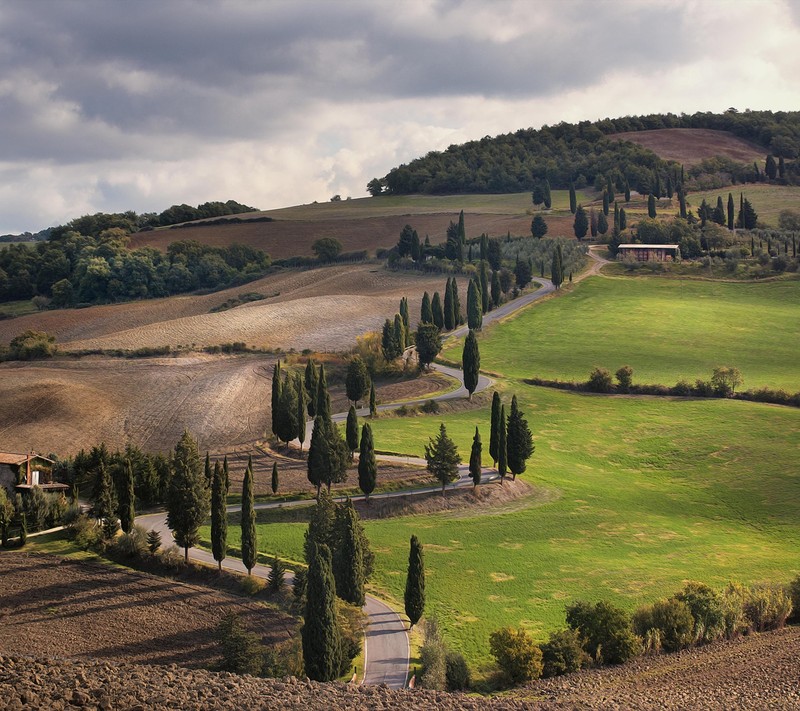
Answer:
[167, 430, 209, 564]
[296, 373, 307, 451]
[369, 382, 377, 417]
[302, 542, 342, 682]
[271, 361, 282, 437]
[624, 177, 631, 202]
[648, 194, 657, 219]
[308, 416, 330, 498]
[276, 373, 298, 445]
[393, 314, 406, 356]
[489, 391, 501, 466]
[399, 297, 410, 345]
[332, 502, 365, 606]
[271, 461, 279, 495]
[569, 183, 577, 214]
[506, 395, 534, 481]
[551, 243, 564, 289]
[204, 451, 212, 489]
[727, 192, 735, 230]
[620, 207, 627, 230]
[573, 205, 588, 239]
[479, 261, 490, 314]
[404, 535, 425, 629]
[241, 456, 257, 575]
[614, 201, 620, 232]
[452, 278, 462, 325]
[443, 278, 455, 331]
[211, 460, 227, 571]
[304, 360, 318, 418]
[606, 175, 614, 202]
[421, 291, 433, 323]
[498, 405, 507, 483]
[457, 210, 466, 248]
[491, 269, 501, 308]
[358, 423, 377, 502]
[431, 291, 444, 329]
[469, 426, 482, 489]
[346, 406, 359, 455]
[467, 278, 482, 330]
[119, 458, 135, 534]
[462, 329, 480, 401]
[223, 455, 230, 492]
[602, 190, 609, 216]
[480, 233, 489, 261]
[381, 318, 400, 361]
[316, 364, 331, 423]
[543, 178, 552, 209]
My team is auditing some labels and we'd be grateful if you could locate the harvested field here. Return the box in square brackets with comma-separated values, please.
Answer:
[613, 128, 765, 166]
[0, 354, 272, 456]
[0, 552, 295, 670]
[0, 264, 468, 353]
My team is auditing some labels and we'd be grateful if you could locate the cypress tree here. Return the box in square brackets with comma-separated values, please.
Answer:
[204, 451, 212, 488]
[739, 193, 744, 228]
[467, 278, 482, 330]
[302, 542, 342, 682]
[479, 261, 490, 314]
[276, 373, 299, 445]
[271, 361, 282, 437]
[573, 205, 588, 240]
[648, 194, 657, 219]
[369, 382, 377, 417]
[602, 190, 609, 216]
[666, 175, 673, 199]
[333, 502, 365, 606]
[469, 426, 482, 489]
[443, 278, 455, 331]
[305, 359, 318, 418]
[779, 156, 786, 180]
[411, 230, 421, 262]
[462, 329, 480, 400]
[271, 461, 279, 495]
[381, 318, 397, 361]
[606, 175, 614, 202]
[393, 313, 406, 355]
[654, 172, 662, 198]
[404, 535, 425, 628]
[713, 196, 726, 225]
[506, 395, 534, 481]
[569, 183, 577, 214]
[489, 391, 501, 466]
[727, 193, 735, 230]
[480, 233, 489, 261]
[316, 364, 331, 422]
[211, 460, 227, 571]
[457, 210, 466, 248]
[223, 455, 230, 492]
[551, 243, 564, 289]
[241, 456, 257, 575]
[421, 291, 433, 323]
[268, 554, 286, 593]
[309, 417, 331, 497]
[304, 489, 336, 562]
[620, 207, 627, 230]
[358, 423, 377, 502]
[498, 405, 507, 483]
[543, 179, 552, 209]
[345, 356, 370, 406]
[452, 278, 462, 325]
[415, 322, 442, 370]
[346, 406, 359, 455]
[118, 458, 135, 534]
[399, 297, 410, 346]
[296, 373, 307, 451]
[425, 423, 461, 496]
[431, 291, 444, 329]
[678, 187, 686, 219]
[624, 177, 631, 202]
[614, 201, 620, 231]
[590, 208, 598, 238]
[490, 269, 501, 308]
[167, 430, 210, 564]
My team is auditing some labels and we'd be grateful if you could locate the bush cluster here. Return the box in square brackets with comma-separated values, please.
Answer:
[418, 618, 472, 691]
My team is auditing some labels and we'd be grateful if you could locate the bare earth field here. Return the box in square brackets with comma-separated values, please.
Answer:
[0, 264, 466, 353]
[613, 128, 765, 166]
[0, 552, 295, 670]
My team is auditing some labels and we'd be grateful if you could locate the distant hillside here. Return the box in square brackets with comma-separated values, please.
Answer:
[378, 110, 800, 196]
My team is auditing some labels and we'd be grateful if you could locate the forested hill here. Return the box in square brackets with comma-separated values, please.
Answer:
[378, 110, 800, 196]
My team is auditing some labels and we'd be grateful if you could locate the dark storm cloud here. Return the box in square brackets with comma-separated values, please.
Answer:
[0, 0, 694, 164]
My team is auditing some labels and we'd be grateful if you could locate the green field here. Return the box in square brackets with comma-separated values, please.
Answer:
[218, 385, 800, 672]
[689, 184, 800, 227]
[443, 276, 800, 391]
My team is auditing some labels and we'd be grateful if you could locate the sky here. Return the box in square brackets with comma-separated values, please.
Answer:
[1, 0, 799, 234]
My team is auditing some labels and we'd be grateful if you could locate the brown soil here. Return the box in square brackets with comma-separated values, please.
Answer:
[613, 128, 765, 167]
[0, 552, 295, 670]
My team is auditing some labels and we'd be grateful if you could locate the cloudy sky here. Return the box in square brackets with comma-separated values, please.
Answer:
[1, 0, 799, 234]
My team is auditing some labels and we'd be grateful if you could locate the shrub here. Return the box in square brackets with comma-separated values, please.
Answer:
[240, 575, 265, 597]
[267, 555, 286, 594]
[337, 600, 367, 676]
[720, 582, 750, 639]
[693, 379, 715, 397]
[445, 651, 471, 691]
[489, 627, 543, 685]
[146, 529, 162, 554]
[419, 619, 447, 690]
[7, 330, 57, 360]
[157, 545, 184, 570]
[217, 611, 264, 676]
[632, 598, 694, 653]
[565, 600, 641, 665]
[789, 576, 800, 623]
[672, 379, 693, 396]
[67, 514, 102, 550]
[540, 628, 590, 677]
[262, 637, 304, 678]
[420, 399, 440, 414]
[587, 367, 613, 393]
[743, 583, 793, 632]
[674, 581, 726, 643]
[101, 515, 120, 541]
[615, 365, 633, 392]
[112, 525, 148, 559]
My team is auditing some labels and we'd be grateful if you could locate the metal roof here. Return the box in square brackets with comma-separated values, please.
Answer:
[618, 244, 679, 249]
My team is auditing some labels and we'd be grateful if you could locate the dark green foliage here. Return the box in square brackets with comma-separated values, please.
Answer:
[367, 177, 384, 196]
[632, 598, 694, 653]
[345, 356, 371, 405]
[304, 490, 336, 563]
[302, 543, 342, 682]
[415, 322, 442, 369]
[292, 568, 307, 615]
[307, 417, 330, 496]
[271, 462, 279, 495]
[358, 423, 377, 501]
[613, 201, 620, 231]
[295, 374, 306, 450]
[615, 365, 633, 392]
[146, 528, 162, 555]
[204, 452, 212, 489]
[369, 382, 377, 417]
[678, 188, 687, 219]
[101, 514, 119, 541]
[479, 261, 490, 314]
[531, 184, 544, 206]
[619, 207, 627, 230]
[275, 373, 299, 445]
[674, 581, 726, 643]
[467, 279, 482, 330]
[405, 535, 425, 627]
[624, 177, 631, 202]
[268, 555, 286, 593]
[419, 619, 446, 690]
[602, 190, 609, 216]
[399, 297, 410, 345]
[597, 211, 608, 235]
[543, 179, 552, 209]
[270, 361, 282, 437]
[381, 318, 401, 361]
[487, 238, 502, 270]
[332, 502, 365, 606]
[569, 183, 577, 214]
[118, 458, 135, 534]
[590, 208, 598, 238]
[489, 391, 501, 465]
[443, 278, 455, 330]
[346, 406, 359, 455]
[241, 457, 257, 575]
[312, 237, 342, 262]
[648, 194, 657, 218]
[489, 627, 543, 685]
[514, 259, 532, 289]
[93, 463, 116, 521]
[211, 460, 227, 570]
[540, 629, 590, 678]
[316, 364, 331, 423]
[397, 224, 414, 257]
[588, 367, 614, 393]
[573, 205, 588, 240]
[393, 313, 406, 358]
[737, 196, 758, 229]
[445, 219, 463, 262]
[217, 611, 263, 676]
[431, 291, 444, 329]
[462, 329, 480, 399]
[765, 154, 777, 180]
[469, 426, 482, 489]
[566, 600, 641, 665]
[727, 193, 735, 230]
[420, 291, 433, 323]
[425, 423, 462, 494]
[506, 395, 534, 480]
[497, 405, 507, 481]
[452, 278, 462, 326]
[305, 360, 318, 418]
[712, 196, 726, 225]
[166, 431, 209, 563]
[445, 651, 471, 691]
[490, 269, 501, 308]
[550, 243, 564, 289]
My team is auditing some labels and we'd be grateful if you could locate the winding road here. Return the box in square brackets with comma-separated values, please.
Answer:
[135, 254, 598, 688]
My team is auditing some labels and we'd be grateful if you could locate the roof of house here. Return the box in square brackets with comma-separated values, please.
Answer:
[0, 452, 55, 466]
[618, 244, 679, 249]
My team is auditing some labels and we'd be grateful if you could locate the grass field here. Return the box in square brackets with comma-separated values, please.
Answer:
[443, 276, 800, 391]
[689, 184, 800, 226]
[227, 385, 800, 673]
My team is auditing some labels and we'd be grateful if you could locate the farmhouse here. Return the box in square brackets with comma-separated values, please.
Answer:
[618, 244, 680, 262]
[0, 452, 68, 495]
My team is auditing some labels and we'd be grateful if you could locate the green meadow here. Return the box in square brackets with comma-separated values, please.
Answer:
[443, 276, 800, 391]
